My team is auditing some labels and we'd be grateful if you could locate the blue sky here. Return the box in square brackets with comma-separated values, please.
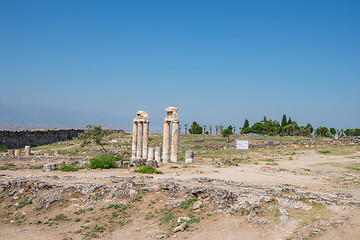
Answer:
[0, 0, 359, 132]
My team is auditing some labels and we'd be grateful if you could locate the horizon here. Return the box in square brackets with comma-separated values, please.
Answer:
[1, 1, 359, 132]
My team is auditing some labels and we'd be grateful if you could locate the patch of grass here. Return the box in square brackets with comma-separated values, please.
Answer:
[90, 153, 126, 169]
[58, 163, 78, 172]
[0, 163, 18, 170]
[159, 209, 175, 224]
[54, 214, 71, 221]
[318, 150, 331, 154]
[16, 195, 32, 209]
[181, 196, 198, 209]
[135, 166, 162, 174]
[0, 144, 8, 152]
[345, 163, 360, 172]
[29, 165, 43, 170]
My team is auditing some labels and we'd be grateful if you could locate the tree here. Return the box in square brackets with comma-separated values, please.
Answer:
[281, 114, 287, 127]
[330, 128, 336, 136]
[306, 123, 313, 135]
[345, 129, 354, 138]
[80, 124, 111, 153]
[189, 121, 203, 134]
[243, 119, 250, 129]
[222, 128, 233, 142]
[315, 126, 331, 138]
[288, 117, 292, 125]
[353, 128, 360, 137]
[184, 124, 188, 135]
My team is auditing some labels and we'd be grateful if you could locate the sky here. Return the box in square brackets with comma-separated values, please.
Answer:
[0, 0, 359, 132]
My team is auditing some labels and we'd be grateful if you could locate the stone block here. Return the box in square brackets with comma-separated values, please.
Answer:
[185, 150, 194, 163]
[24, 146, 31, 156]
[14, 150, 21, 156]
[43, 163, 59, 171]
[7, 149, 14, 156]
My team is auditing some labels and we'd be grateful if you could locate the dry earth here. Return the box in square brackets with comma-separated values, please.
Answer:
[0, 145, 360, 240]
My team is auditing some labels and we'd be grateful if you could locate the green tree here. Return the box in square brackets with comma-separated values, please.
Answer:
[251, 122, 265, 135]
[306, 123, 313, 135]
[80, 124, 111, 153]
[353, 128, 360, 137]
[243, 119, 250, 129]
[222, 128, 233, 142]
[315, 126, 331, 138]
[281, 114, 287, 127]
[345, 129, 354, 138]
[330, 128, 336, 136]
[189, 121, 203, 134]
[288, 117, 292, 125]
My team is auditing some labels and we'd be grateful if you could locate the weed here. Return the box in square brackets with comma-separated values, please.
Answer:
[181, 197, 198, 209]
[318, 150, 331, 154]
[135, 166, 162, 174]
[90, 154, 126, 169]
[54, 214, 71, 221]
[16, 195, 32, 209]
[58, 163, 78, 172]
[0, 144, 8, 152]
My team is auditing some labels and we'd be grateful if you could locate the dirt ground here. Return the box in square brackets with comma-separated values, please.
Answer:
[1, 147, 360, 240]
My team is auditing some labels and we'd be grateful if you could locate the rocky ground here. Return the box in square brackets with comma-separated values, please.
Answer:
[0, 135, 359, 240]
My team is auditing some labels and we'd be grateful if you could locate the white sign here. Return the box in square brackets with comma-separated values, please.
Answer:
[236, 140, 248, 150]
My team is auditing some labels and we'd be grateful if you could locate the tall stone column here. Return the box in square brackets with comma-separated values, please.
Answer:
[137, 121, 143, 159]
[171, 121, 180, 162]
[155, 147, 161, 162]
[143, 121, 149, 160]
[162, 121, 171, 162]
[131, 121, 138, 160]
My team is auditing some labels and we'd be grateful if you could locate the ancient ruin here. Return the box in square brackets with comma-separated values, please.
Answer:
[131, 111, 150, 160]
[162, 107, 180, 162]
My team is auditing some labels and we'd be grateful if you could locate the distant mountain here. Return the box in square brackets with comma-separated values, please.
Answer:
[0, 103, 130, 131]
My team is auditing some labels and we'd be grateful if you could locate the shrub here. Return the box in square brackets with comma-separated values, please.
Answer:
[135, 166, 162, 174]
[89, 154, 125, 169]
[59, 163, 78, 172]
[0, 144, 8, 153]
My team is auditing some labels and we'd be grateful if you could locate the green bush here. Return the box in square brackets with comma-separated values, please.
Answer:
[135, 166, 162, 174]
[89, 154, 125, 169]
[0, 145, 8, 153]
[59, 163, 78, 172]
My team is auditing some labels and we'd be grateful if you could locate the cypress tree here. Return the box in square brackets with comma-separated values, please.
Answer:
[281, 114, 287, 127]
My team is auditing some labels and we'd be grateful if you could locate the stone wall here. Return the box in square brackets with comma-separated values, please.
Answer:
[0, 129, 126, 149]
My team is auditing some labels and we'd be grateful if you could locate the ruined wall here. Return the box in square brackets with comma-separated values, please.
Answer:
[0, 129, 85, 149]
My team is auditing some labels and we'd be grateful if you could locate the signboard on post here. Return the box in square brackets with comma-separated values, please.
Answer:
[236, 140, 248, 161]
[236, 140, 248, 150]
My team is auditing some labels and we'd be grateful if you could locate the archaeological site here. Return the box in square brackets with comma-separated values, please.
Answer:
[0, 107, 360, 240]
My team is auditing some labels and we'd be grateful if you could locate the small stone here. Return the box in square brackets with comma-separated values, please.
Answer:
[136, 227, 141, 231]
[192, 200, 202, 210]
[129, 189, 138, 199]
[173, 223, 186, 233]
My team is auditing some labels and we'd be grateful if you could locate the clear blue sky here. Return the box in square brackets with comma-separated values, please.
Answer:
[1, 0, 359, 132]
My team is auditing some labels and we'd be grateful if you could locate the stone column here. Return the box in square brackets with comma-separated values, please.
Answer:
[148, 147, 154, 161]
[7, 149, 14, 156]
[15, 150, 21, 156]
[24, 146, 31, 156]
[136, 121, 143, 159]
[171, 121, 179, 162]
[143, 121, 149, 160]
[131, 121, 138, 160]
[162, 121, 171, 162]
[185, 150, 194, 163]
[155, 147, 161, 162]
